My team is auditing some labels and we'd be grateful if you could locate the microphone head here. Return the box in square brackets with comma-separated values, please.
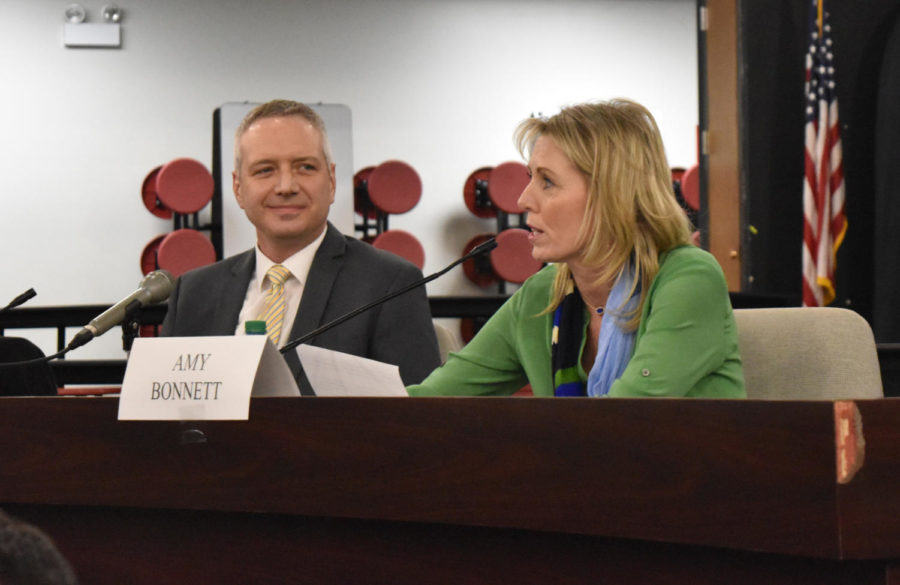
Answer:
[1, 288, 37, 312]
[19, 288, 37, 304]
[140, 269, 175, 303]
[471, 237, 499, 256]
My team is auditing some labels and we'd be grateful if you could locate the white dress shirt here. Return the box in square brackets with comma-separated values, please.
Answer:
[234, 228, 327, 348]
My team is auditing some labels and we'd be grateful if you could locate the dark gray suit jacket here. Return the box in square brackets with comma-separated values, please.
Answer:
[160, 223, 441, 394]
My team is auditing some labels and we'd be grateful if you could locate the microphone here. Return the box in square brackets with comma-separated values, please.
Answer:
[281, 237, 499, 354]
[1, 288, 37, 313]
[67, 270, 175, 351]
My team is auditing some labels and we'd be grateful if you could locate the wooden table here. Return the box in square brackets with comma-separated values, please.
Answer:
[1, 396, 898, 584]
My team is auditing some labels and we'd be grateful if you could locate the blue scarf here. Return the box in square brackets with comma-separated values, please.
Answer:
[551, 264, 639, 397]
[586, 264, 639, 396]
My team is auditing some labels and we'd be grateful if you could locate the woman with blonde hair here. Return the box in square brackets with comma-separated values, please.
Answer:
[408, 99, 745, 398]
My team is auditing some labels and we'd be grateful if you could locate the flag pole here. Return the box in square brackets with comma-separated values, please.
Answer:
[817, 0, 823, 36]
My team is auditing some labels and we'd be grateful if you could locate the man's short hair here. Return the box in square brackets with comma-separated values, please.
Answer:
[233, 99, 333, 170]
[0, 509, 79, 585]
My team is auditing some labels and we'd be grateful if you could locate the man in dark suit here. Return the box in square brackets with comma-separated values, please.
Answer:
[161, 100, 440, 394]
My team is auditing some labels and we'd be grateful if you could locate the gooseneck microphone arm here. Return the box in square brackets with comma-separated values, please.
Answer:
[0, 348, 70, 369]
[0, 288, 37, 313]
[280, 237, 498, 354]
[0, 288, 65, 368]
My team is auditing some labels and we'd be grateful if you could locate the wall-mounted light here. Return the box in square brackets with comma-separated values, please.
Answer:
[63, 3, 122, 48]
[101, 4, 122, 24]
[64, 4, 87, 24]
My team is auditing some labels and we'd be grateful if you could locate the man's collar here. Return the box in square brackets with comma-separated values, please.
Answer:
[254, 226, 327, 288]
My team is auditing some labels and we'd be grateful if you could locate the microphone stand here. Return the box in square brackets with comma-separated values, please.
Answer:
[281, 238, 498, 354]
[120, 299, 144, 352]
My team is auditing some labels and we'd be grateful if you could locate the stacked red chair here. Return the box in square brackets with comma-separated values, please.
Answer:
[461, 161, 541, 294]
[139, 158, 217, 338]
[354, 160, 426, 269]
[460, 161, 542, 344]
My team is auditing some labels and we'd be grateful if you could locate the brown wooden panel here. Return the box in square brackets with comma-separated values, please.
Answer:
[5, 396, 900, 584]
[3, 504, 888, 585]
[706, 0, 743, 290]
[0, 396, 840, 557]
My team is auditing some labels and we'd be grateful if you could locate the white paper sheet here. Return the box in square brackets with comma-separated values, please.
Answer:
[295, 344, 407, 397]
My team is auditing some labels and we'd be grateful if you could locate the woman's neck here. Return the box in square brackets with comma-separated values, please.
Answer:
[569, 262, 612, 312]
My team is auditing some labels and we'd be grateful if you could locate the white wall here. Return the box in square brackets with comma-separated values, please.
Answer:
[0, 0, 697, 359]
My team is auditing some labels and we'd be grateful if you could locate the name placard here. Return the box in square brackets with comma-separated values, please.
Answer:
[118, 336, 300, 421]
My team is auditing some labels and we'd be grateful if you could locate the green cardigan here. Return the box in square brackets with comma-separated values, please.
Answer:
[408, 245, 745, 398]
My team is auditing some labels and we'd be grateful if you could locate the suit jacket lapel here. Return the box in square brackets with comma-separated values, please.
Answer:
[213, 250, 255, 335]
[284, 224, 345, 395]
[288, 223, 346, 343]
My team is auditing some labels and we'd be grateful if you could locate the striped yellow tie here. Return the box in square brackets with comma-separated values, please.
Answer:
[257, 265, 291, 345]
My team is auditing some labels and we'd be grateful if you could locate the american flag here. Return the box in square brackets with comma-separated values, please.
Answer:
[802, 0, 846, 307]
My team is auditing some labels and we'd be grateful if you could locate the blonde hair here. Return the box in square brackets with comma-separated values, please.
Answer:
[514, 99, 692, 328]
[234, 99, 333, 170]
